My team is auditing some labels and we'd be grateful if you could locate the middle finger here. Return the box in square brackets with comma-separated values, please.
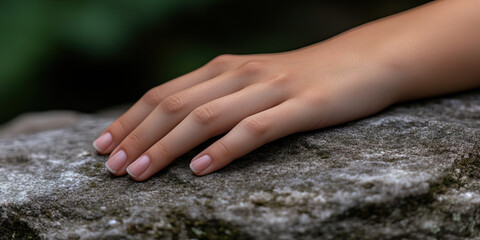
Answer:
[105, 70, 252, 175]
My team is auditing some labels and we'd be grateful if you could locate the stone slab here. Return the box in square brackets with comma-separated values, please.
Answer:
[0, 91, 479, 240]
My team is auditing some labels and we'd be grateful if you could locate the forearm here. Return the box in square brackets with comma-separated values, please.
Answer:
[316, 0, 480, 102]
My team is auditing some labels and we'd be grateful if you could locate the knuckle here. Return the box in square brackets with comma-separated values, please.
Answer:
[141, 88, 163, 107]
[209, 54, 236, 67]
[214, 140, 232, 156]
[268, 72, 290, 86]
[125, 132, 144, 149]
[192, 105, 218, 125]
[114, 117, 130, 133]
[241, 117, 269, 136]
[300, 89, 329, 105]
[152, 142, 169, 159]
[236, 60, 265, 75]
[159, 94, 184, 114]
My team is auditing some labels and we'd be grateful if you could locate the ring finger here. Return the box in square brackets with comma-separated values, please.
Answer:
[125, 81, 290, 180]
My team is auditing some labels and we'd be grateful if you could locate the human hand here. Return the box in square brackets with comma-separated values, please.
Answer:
[92, 0, 480, 181]
[92, 39, 400, 181]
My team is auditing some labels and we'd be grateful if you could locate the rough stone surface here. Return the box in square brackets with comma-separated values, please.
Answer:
[0, 91, 479, 240]
[0, 111, 84, 138]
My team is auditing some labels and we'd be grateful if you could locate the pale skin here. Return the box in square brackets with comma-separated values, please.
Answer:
[93, 0, 480, 181]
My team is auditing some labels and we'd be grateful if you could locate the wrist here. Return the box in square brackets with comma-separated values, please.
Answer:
[321, 29, 405, 107]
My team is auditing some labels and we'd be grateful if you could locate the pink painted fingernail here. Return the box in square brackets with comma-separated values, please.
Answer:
[93, 132, 112, 152]
[127, 155, 150, 178]
[105, 150, 127, 174]
[190, 155, 212, 174]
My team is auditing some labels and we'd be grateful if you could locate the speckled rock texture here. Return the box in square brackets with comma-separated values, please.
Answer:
[1, 91, 479, 240]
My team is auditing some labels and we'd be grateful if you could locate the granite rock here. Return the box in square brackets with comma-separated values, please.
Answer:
[0, 91, 479, 240]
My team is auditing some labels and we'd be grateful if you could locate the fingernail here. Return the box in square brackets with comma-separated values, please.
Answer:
[93, 132, 112, 152]
[127, 155, 150, 178]
[105, 150, 127, 174]
[190, 155, 212, 174]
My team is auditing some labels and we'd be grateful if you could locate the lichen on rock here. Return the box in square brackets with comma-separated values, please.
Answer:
[0, 91, 479, 239]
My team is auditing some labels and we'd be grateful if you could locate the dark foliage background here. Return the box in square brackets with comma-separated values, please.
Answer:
[0, 0, 431, 124]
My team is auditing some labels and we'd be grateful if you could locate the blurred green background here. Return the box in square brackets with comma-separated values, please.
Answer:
[0, 0, 431, 124]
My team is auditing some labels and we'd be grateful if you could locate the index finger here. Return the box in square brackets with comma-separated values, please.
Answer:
[93, 55, 239, 154]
